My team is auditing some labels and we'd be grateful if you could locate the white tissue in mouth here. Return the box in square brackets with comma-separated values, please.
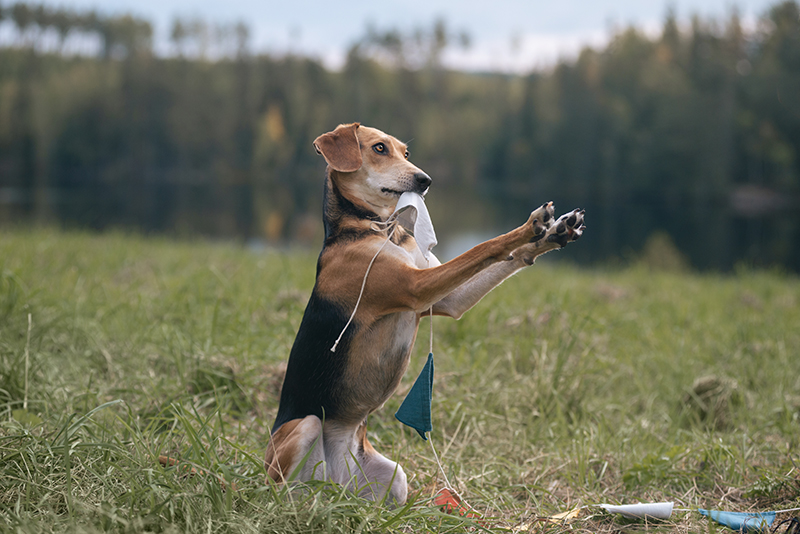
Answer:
[393, 192, 437, 260]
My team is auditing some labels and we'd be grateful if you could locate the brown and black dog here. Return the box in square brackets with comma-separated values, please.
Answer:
[265, 123, 584, 505]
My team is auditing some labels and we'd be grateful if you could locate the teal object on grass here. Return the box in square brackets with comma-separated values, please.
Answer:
[699, 509, 776, 532]
[395, 353, 434, 440]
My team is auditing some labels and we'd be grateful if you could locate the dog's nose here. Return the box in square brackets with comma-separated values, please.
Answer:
[413, 172, 432, 190]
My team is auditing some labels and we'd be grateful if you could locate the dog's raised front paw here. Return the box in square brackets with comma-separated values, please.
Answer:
[527, 202, 555, 241]
[512, 206, 585, 264]
[545, 208, 585, 248]
[531, 201, 555, 226]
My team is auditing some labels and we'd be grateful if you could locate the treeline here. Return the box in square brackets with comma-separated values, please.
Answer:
[0, 1, 798, 270]
[0, 2, 249, 57]
[0, 2, 152, 57]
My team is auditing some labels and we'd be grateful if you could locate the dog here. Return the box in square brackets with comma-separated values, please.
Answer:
[265, 123, 584, 505]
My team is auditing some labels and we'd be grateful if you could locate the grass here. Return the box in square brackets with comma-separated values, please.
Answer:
[1, 227, 799, 533]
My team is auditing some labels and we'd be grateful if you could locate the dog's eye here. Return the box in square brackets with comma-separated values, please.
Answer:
[372, 143, 386, 155]
[404, 151, 409, 160]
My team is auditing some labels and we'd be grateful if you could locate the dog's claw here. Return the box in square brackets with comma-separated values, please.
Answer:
[570, 225, 585, 242]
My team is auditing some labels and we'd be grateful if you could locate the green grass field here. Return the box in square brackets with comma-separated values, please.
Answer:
[1, 229, 799, 533]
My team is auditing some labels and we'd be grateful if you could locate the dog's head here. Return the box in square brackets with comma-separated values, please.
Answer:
[314, 123, 431, 219]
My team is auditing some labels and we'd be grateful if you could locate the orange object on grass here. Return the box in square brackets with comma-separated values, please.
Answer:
[434, 488, 481, 520]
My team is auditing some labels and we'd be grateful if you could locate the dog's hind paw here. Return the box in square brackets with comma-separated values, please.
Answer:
[546, 208, 585, 248]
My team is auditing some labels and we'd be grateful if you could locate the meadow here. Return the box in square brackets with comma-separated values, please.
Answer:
[1, 228, 799, 533]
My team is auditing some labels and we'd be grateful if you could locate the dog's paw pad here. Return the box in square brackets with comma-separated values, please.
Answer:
[546, 209, 585, 248]
[530, 219, 548, 242]
[546, 232, 569, 247]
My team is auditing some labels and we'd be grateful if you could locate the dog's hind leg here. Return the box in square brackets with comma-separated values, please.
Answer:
[352, 421, 408, 505]
[265, 415, 326, 484]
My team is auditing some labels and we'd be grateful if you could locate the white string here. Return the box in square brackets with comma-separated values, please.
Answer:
[425, 306, 479, 511]
[429, 431, 480, 516]
[428, 251, 433, 354]
[770, 506, 800, 514]
[426, 295, 449, 483]
[429, 306, 433, 354]
[642, 505, 800, 514]
[423, 261, 447, 480]
[671, 506, 800, 513]
[421, 260, 464, 501]
[428, 435, 453, 490]
[330, 222, 397, 352]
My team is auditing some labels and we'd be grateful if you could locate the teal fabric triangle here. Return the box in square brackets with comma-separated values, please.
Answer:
[395, 353, 434, 440]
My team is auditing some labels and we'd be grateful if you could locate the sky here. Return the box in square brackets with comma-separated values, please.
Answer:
[23, 0, 783, 71]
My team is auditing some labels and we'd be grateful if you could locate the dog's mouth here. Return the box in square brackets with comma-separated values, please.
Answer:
[381, 188, 404, 196]
[381, 186, 429, 197]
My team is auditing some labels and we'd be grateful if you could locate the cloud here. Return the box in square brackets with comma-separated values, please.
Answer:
[442, 28, 610, 73]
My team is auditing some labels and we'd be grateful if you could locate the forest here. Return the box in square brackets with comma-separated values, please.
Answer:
[0, 1, 798, 270]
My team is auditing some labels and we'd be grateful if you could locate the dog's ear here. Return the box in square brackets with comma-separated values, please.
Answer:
[313, 123, 362, 172]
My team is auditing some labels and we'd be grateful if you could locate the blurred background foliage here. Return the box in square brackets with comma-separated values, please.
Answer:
[0, 0, 798, 270]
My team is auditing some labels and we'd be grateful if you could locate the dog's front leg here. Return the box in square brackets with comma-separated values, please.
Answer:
[382, 204, 552, 313]
[366, 204, 582, 315]
[431, 259, 528, 319]
[432, 206, 585, 319]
